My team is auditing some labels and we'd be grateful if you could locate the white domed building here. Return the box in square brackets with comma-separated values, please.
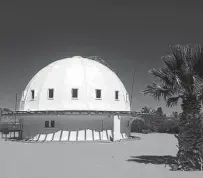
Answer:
[14, 56, 131, 142]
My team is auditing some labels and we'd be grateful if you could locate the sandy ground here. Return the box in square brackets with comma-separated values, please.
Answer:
[0, 133, 203, 178]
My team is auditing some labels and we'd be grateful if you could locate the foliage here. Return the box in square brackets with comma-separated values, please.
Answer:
[171, 111, 179, 118]
[143, 44, 203, 110]
[175, 114, 203, 170]
[155, 107, 164, 116]
[140, 106, 155, 114]
[0, 108, 12, 114]
[131, 119, 149, 133]
[131, 114, 179, 134]
[142, 44, 203, 171]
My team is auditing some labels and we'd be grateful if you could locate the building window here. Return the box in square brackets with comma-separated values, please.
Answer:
[115, 91, 119, 100]
[95, 89, 101, 99]
[72, 88, 78, 99]
[45, 121, 49, 128]
[51, 121, 55, 128]
[31, 90, 35, 100]
[45, 121, 55, 128]
[48, 89, 54, 99]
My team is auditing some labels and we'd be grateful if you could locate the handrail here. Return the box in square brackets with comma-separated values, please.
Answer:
[0, 122, 23, 132]
[2, 110, 134, 116]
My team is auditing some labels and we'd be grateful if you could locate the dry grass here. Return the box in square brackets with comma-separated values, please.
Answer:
[0, 133, 203, 178]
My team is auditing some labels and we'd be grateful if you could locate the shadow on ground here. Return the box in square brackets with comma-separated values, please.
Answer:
[127, 155, 177, 165]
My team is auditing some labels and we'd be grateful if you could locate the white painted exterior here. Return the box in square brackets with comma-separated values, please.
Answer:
[16, 56, 131, 142]
[20, 56, 130, 111]
[113, 115, 121, 141]
[16, 115, 131, 142]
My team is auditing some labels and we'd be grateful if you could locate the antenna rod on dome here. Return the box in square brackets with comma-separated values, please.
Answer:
[130, 68, 136, 109]
[14, 93, 18, 123]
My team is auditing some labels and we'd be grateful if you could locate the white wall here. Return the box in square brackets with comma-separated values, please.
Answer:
[20, 57, 131, 111]
[18, 115, 131, 139]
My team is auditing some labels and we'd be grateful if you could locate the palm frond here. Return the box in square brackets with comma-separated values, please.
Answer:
[162, 50, 192, 93]
[169, 44, 185, 69]
[171, 44, 203, 76]
[162, 54, 181, 75]
[192, 45, 203, 77]
[148, 68, 174, 87]
[142, 83, 173, 101]
[166, 96, 182, 107]
[193, 75, 203, 95]
[144, 44, 203, 110]
[197, 93, 203, 105]
[169, 45, 194, 77]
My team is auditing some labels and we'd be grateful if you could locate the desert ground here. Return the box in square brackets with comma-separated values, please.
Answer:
[0, 133, 203, 178]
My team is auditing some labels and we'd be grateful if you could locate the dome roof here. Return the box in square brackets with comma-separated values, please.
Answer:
[20, 56, 130, 111]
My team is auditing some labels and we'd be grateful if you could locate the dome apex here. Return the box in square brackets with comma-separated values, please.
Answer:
[72, 56, 82, 58]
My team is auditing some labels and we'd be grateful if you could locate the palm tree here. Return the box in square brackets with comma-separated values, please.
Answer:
[142, 44, 203, 171]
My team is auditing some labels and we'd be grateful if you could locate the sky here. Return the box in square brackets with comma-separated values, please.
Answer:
[0, 1, 203, 115]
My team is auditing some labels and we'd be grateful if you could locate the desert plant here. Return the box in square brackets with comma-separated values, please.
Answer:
[143, 44, 203, 170]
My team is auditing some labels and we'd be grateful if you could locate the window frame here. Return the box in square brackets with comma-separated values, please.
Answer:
[115, 90, 119, 100]
[95, 89, 102, 100]
[45, 121, 49, 128]
[72, 88, 78, 99]
[31, 90, 35, 100]
[48, 88, 54, 100]
[50, 120, 55, 128]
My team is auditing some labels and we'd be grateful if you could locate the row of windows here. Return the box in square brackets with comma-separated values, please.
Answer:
[45, 120, 55, 128]
[45, 120, 130, 128]
[30, 89, 120, 101]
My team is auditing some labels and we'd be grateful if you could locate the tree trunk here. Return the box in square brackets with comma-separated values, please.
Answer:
[175, 96, 203, 171]
[181, 96, 201, 116]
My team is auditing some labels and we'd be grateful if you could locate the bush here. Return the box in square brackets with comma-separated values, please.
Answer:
[131, 115, 180, 134]
[131, 119, 150, 133]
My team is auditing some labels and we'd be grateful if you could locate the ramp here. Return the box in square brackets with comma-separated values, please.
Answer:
[101, 130, 108, 140]
[10, 132, 14, 138]
[38, 134, 46, 142]
[33, 134, 40, 141]
[107, 130, 112, 140]
[8, 132, 12, 138]
[93, 130, 100, 140]
[69, 131, 77, 141]
[52, 131, 62, 141]
[45, 133, 54, 141]
[77, 130, 85, 141]
[61, 131, 69, 141]
[14, 132, 19, 138]
[86, 129, 93, 141]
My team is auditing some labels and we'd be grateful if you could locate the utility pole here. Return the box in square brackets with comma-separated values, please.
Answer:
[0, 108, 2, 123]
[130, 68, 136, 109]
[15, 93, 18, 123]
